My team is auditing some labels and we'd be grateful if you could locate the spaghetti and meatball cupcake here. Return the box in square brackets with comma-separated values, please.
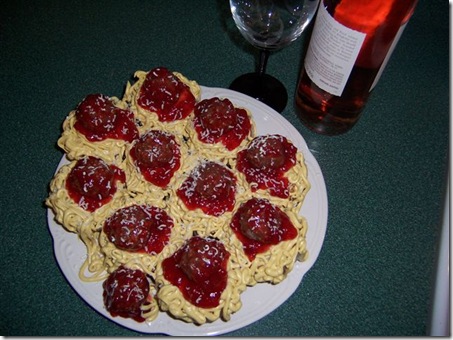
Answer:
[58, 93, 139, 163]
[186, 97, 256, 163]
[123, 67, 201, 136]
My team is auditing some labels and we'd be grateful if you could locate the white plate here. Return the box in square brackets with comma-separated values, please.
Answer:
[47, 86, 328, 336]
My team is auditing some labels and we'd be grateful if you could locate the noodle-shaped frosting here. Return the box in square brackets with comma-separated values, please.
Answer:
[233, 135, 310, 214]
[141, 298, 160, 323]
[78, 228, 109, 282]
[246, 212, 308, 286]
[234, 151, 310, 214]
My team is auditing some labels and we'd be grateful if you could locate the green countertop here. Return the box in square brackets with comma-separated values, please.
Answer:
[1, 0, 449, 336]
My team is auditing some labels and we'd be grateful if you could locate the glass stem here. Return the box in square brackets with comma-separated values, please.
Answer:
[258, 49, 270, 76]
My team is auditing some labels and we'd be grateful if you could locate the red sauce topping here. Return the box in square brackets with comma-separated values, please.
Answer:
[74, 93, 138, 142]
[177, 161, 236, 217]
[137, 67, 195, 122]
[236, 134, 297, 198]
[162, 236, 230, 308]
[65, 156, 125, 212]
[129, 130, 181, 188]
[230, 197, 298, 261]
[103, 265, 150, 322]
[103, 204, 174, 255]
[193, 97, 252, 151]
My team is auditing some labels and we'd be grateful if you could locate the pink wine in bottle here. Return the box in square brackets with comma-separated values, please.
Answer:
[295, 0, 418, 135]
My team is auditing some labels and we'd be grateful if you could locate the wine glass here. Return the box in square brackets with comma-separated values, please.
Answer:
[229, 0, 319, 113]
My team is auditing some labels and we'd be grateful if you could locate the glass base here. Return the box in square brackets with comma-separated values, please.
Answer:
[229, 73, 288, 113]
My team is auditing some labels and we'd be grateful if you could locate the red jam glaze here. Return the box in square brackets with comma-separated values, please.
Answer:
[230, 197, 298, 261]
[65, 156, 125, 212]
[74, 93, 139, 142]
[236, 134, 297, 199]
[137, 67, 196, 122]
[193, 97, 252, 151]
[103, 265, 150, 322]
[162, 236, 230, 309]
[176, 161, 236, 217]
[129, 130, 181, 188]
[103, 204, 174, 255]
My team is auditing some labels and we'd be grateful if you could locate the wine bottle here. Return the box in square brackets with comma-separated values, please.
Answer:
[295, 0, 418, 135]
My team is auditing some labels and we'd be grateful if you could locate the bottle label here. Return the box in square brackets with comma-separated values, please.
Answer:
[304, 4, 366, 97]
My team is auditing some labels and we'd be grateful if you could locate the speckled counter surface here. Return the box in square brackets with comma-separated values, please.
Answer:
[0, 0, 449, 336]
